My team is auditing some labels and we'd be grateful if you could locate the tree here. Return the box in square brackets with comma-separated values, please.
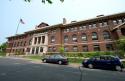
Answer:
[24, 0, 64, 4]
[59, 45, 65, 54]
[116, 36, 125, 58]
[0, 42, 7, 52]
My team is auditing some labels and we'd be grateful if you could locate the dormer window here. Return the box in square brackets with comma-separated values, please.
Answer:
[113, 20, 117, 25]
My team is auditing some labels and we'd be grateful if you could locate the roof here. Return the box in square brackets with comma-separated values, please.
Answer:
[6, 12, 125, 39]
[6, 33, 26, 39]
[63, 12, 125, 27]
[25, 24, 63, 34]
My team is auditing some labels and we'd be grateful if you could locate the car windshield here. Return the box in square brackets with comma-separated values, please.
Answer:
[55, 55, 65, 59]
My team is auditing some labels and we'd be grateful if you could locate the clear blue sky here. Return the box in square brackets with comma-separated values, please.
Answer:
[0, 0, 125, 44]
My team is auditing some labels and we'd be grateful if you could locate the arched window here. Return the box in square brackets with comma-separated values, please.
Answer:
[103, 31, 111, 39]
[51, 36, 55, 43]
[81, 33, 87, 41]
[92, 32, 98, 40]
[64, 35, 68, 43]
[72, 34, 77, 42]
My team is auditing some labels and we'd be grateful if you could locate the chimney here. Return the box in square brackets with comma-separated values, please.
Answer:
[63, 18, 67, 24]
[96, 14, 104, 17]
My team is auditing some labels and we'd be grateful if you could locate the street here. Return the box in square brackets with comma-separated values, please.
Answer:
[0, 57, 125, 81]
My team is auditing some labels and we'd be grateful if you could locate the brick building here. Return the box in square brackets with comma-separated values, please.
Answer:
[6, 12, 125, 55]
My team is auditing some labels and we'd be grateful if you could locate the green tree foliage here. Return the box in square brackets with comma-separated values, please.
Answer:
[59, 46, 64, 54]
[116, 37, 125, 58]
[24, 0, 64, 4]
[116, 37, 125, 52]
[0, 42, 7, 52]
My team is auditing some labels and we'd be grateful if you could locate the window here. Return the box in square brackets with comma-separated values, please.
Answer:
[123, 18, 125, 22]
[81, 33, 87, 41]
[118, 19, 123, 24]
[106, 44, 113, 51]
[71, 28, 74, 32]
[26, 48, 30, 52]
[40, 47, 43, 52]
[51, 29, 56, 34]
[93, 45, 100, 51]
[99, 22, 108, 27]
[64, 47, 68, 52]
[64, 35, 68, 43]
[53, 47, 56, 52]
[48, 47, 52, 52]
[36, 47, 39, 54]
[92, 32, 98, 40]
[74, 27, 77, 31]
[71, 27, 77, 32]
[103, 22, 108, 26]
[51, 36, 55, 43]
[99, 22, 103, 27]
[82, 46, 88, 52]
[34, 37, 37, 44]
[92, 24, 96, 28]
[32, 47, 35, 54]
[113, 20, 117, 25]
[29, 39, 32, 45]
[42, 36, 45, 43]
[66, 28, 70, 32]
[103, 31, 111, 39]
[73, 46, 78, 52]
[72, 34, 77, 42]
[64, 29, 67, 33]
[38, 37, 41, 44]
[24, 41, 26, 46]
[79, 26, 87, 30]
[89, 24, 92, 29]
[64, 28, 70, 33]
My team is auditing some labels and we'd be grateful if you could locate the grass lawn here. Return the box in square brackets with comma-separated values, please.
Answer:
[0, 52, 6, 57]
[23, 55, 42, 61]
[68, 58, 83, 64]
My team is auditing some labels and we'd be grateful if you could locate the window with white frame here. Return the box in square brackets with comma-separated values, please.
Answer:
[72, 34, 77, 42]
[51, 36, 55, 43]
[74, 27, 77, 31]
[103, 22, 108, 26]
[118, 19, 123, 24]
[64, 47, 69, 52]
[99, 22, 103, 27]
[93, 45, 100, 51]
[82, 45, 88, 52]
[92, 24, 97, 28]
[106, 44, 113, 51]
[81, 33, 87, 41]
[89, 24, 92, 29]
[113, 20, 117, 25]
[64, 35, 68, 43]
[92, 32, 98, 40]
[103, 31, 111, 39]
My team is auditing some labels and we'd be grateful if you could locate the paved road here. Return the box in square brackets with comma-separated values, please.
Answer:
[0, 57, 125, 81]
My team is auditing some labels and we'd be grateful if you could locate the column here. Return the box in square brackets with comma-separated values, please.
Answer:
[30, 47, 32, 54]
[32, 37, 35, 45]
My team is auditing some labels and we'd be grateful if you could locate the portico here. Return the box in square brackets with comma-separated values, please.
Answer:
[29, 32, 48, 55]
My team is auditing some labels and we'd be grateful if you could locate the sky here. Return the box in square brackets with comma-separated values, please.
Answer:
[0, 0, 125, 44]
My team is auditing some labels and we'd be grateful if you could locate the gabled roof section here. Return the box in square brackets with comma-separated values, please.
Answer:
[25, 24, 63, 34]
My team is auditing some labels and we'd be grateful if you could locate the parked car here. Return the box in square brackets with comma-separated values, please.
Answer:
[42, 54, 68, 65]
[82, 55, 124, 71]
